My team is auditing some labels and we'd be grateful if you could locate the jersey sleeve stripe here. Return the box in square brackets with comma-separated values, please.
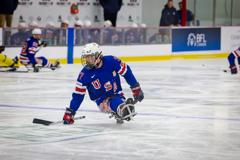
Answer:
[74, 87, 86, 94]
[76, 84, 86, 89]
[118, 62, 127, 76]
[233, 50, 240, 57]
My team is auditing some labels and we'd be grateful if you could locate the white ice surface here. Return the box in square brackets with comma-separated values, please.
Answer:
[1, 59, 240, 160]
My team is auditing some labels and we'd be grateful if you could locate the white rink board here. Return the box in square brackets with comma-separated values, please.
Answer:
[4, 46, 68, 59]
[221, 26, 240, 52]
[75, 44, 172, 57]
[4, 45, 171, 59]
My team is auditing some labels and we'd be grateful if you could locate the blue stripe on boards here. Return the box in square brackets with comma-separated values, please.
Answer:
[67, 27, 74, 64]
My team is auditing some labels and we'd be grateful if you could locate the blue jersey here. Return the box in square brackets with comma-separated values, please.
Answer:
[69, 55, 138, 112]
[228, 47, 240, 67]
[20, 36, 41, 65]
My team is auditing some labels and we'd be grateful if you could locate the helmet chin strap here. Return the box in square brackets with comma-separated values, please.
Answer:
[94, 53, 102, 68]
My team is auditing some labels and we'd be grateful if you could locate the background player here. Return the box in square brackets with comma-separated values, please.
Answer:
[19, 28, 60, 72]
[0, 45, 19, 71]
[227, 47, 240, 74]
[63, 43, 144, 124]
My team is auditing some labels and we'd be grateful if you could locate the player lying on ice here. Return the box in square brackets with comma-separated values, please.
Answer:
[19, 28, 60, 72]
[63, 43, 144, 124]
[0, 45, 19, 71]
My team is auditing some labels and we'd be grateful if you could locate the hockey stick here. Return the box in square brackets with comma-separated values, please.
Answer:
[32, 116, 86, 126]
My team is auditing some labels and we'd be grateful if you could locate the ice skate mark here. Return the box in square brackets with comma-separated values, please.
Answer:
[1, 104, 240, 122]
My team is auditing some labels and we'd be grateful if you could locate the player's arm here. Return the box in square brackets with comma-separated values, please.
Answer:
[63, 72, 87, 124]
[27, 41, 38, 65]
[113, 56, 144, 102]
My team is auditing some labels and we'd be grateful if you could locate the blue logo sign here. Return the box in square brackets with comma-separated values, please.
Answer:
[172, 28, 221, 52]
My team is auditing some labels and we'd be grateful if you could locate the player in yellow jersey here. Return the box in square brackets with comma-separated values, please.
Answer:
[0, 45, 19, 71]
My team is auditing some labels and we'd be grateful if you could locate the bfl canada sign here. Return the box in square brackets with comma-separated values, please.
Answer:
[187, 33, 207, 47]
[172, 28, 220, 52]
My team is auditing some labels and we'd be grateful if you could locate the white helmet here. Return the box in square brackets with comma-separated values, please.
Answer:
[103, 20, 112, 27]
[29, 21, 38, 27]
[81, 43, 102, 69]
[75, 20, 83, 26]
[84, 20, 92, 27]
[32, 28, 42, 35]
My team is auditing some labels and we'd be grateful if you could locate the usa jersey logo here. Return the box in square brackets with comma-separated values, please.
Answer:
[92, 79, 101, 89]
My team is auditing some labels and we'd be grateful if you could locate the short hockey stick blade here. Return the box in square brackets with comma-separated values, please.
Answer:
[32, 118, 53, 125]
[32, 116, 86, 126]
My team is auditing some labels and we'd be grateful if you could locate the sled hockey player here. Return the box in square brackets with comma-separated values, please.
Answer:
[227, 47, 240, 74]
[0, 45, 19, 71]
[63, 43, 144, 124]
[19, 28, 60, 72]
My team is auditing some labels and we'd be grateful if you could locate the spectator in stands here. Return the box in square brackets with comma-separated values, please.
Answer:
[149, 31, 170, 44]
[74, 20, 83, 45]
[61, 19, 69, 29]
[29, 21, 39, 28]
[103, 20, 112, 27]
[74, 20, 83, 28]
[99, 0, 122, 27]
[89, 27, 101, 44]
[177, 1, 194, 26]
[81, 20, 92, 44]
[111, 31, 123, 44]
[125, 23, 141, 44]
[43, 21, 57, 46]
[102, 20, 114, 44]
[25, 21, 39, 37]
[57, 19, 69, 45]
[159, 0, 178, 26]
[0, 0, 18, 28]
[138, 23, 147, 43]
[10, 22, 28, 46]
[81, 20, 101, 44]
[149, 28, 170, 44]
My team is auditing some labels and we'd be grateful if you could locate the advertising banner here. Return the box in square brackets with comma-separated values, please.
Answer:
[172, 28, 221, 52]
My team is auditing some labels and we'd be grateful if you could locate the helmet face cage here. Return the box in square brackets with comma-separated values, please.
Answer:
[81, 43, 102, 69]
[81, 50, 102, 69]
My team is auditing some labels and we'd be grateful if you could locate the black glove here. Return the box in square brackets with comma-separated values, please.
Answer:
[39, 41, 48, 47]
[63, 108, 76, 124]
[0, 45, 5, 53]
[131, 82, 144, 102]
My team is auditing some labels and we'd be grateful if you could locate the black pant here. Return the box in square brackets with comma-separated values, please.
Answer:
[104, 10, 118, 27]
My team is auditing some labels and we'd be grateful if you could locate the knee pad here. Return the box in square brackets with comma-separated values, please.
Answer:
[109, 95, 125, 113]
